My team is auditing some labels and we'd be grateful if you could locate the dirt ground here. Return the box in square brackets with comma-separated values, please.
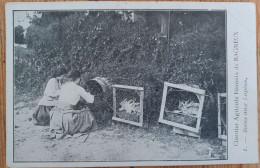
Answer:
[13, 98, 227, 162]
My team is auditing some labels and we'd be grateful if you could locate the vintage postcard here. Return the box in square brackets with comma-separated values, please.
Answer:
[5, 1, 257, 167]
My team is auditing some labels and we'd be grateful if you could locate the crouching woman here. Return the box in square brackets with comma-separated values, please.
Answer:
[33, 68, 68, 126]
[50, 70, 98, 139]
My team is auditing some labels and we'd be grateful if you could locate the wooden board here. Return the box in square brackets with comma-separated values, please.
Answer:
[172, 126, 201, 138]
[0, 0, 259, 168]
[164, 82, 206, 95]
[112, 84, 144, 91]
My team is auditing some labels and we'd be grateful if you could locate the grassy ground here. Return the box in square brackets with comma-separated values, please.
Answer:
[13, 96, 227, 162]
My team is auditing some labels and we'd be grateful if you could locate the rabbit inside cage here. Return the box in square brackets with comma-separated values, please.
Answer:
[163, 88, 200, 128]
[115, 88, 141, 123]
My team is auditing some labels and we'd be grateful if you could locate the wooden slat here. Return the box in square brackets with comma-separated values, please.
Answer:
[219, 93, 227, 97]
[172, 126, 200, 138]
[159, 118, 199, 133]
[220, 135, 228, 140]
[158, 83, 168, 122]
[139, 90, 144, 127]
[164, 82, 206, 95]
[112, 117, 142, 127]
[194, 94, 205, 133]
[218, 93, 222, 139]
[112, 84, 144, 91]
[113, 87, 117, 117]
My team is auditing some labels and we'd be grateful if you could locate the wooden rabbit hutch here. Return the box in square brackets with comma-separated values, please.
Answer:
[112, 84, 144, 127]
[159, 82, 205, 138]
[218, 93, 227, 146]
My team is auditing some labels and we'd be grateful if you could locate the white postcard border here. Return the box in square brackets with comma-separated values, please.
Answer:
[6, 1, 257, 167]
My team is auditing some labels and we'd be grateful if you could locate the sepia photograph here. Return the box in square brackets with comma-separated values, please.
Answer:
[12, 9, 228, 162]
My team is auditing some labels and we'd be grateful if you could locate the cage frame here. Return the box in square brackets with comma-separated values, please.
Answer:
[218, 93, 227, 140]
[159, 82, 205, 133]
[112, 84, 144, 127]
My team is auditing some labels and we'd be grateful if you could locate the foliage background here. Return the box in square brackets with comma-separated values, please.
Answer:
[14, 10, 226, 137]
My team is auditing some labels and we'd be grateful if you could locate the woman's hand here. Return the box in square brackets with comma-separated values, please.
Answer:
[49, 95, 59, 99]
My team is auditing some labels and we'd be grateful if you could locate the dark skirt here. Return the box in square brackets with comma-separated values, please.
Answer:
[33, 105, 54, 126]
[50, 106, 98, 139]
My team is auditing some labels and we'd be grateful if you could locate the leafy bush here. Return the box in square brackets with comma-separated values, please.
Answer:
[15, 11, 226, 137]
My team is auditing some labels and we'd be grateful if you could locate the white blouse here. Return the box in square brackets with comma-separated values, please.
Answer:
[38, 78, 61, 106]
[58, 82, 94, 106]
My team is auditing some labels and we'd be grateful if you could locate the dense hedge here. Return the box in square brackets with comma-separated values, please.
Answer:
[15, 11, 226, 137]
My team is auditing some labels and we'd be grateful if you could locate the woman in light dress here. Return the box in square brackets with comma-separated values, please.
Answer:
[33, 68, 68, 126]
[50, 70, 98, 139]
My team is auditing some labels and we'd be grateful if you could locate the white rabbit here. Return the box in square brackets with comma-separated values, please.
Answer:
[119, 99, 141, 115]
[178, 100, 199, 116]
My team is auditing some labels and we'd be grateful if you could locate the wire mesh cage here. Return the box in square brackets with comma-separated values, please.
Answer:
[163, 88, 199, 128]
[159, 82, 205, 134]
[218, 93, 227, 142]
[112, 85, 144, 127]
